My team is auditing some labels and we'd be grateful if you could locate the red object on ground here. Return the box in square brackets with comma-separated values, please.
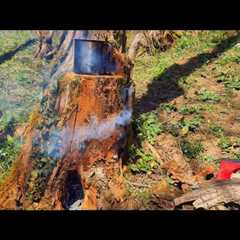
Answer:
[216, 159, 240, 180]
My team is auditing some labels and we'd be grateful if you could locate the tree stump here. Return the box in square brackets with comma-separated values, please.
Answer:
[0, 46, 134, 210]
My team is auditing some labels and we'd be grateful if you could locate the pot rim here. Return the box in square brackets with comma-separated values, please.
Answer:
[74, 38, 107, 44]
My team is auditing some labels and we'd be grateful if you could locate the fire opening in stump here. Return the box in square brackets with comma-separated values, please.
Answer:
[62, 170, 84, 210]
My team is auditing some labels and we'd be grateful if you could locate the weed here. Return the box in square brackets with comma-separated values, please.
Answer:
[178, 115, 204, 134]
[217, 73, 240, 91]
[0, 135, 21, 180]
[216, 52, 240, 66]
[179, 105, 202, 115]
[197, 89, 221, 103]
[159, 103, 177, 113]
[128, 145, 158, 174]
[218, 136, 232, 152]
[209, 123, 224, 137]
[134, 112, 163, 145]
[180, 139, 204, 159]
[178, 76, 191, 89]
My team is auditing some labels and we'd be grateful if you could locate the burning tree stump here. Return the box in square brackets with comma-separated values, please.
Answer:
[0, 39, 134, 210]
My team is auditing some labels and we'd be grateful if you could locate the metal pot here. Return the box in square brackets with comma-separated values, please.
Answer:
[73, 39, 117, 75]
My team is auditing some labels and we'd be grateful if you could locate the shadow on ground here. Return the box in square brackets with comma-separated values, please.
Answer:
[135, 32, 240, 115]
[0, 39, 36, 65]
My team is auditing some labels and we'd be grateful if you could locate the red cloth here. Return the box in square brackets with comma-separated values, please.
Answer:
[216, 159, 240, 180]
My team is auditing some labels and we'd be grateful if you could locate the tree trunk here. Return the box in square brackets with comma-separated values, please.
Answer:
[0, 32, 134, 210]
[33, 30, 55, 59]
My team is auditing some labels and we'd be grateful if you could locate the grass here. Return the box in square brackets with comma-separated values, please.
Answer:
[0, 31, 47, 122]
[0, 31, 47, 180]
[128, 30, 240, 206]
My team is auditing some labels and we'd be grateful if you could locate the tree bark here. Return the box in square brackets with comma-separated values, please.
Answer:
[33, 30, 55, 59]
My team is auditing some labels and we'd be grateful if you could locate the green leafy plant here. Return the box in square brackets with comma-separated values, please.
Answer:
[217, 73, 240, 91]
[180, 140, 204, 159]
[178, 115, 203, 134]
[0, 135, 21, 180]
[128, 145, 158, 174]
[217, 53, 240, 66]
[159, 103, 177, 113]
[135, 112, 163, 144]
[197, 89, 221, 103]
[209, 123, 224, 137]
[218, 136, 232, 152]
[179, 105, 202, 115]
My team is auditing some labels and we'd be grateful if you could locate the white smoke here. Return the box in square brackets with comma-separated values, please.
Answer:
[44, 105, 132, 160]
[62, 107, 132, 152]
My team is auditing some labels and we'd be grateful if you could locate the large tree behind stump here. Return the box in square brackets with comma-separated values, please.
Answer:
[0, 32, 134, 210]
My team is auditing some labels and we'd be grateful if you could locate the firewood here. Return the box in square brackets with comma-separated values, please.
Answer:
[174, 179, 240, 209]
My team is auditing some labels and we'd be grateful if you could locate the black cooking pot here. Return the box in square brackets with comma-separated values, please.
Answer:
[74, 39, 117, 75]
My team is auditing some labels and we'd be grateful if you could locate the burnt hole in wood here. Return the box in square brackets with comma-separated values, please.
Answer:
[62, 170, 84, 210]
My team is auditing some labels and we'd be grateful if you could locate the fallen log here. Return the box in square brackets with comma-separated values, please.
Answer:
[174, 179, 240, 210]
